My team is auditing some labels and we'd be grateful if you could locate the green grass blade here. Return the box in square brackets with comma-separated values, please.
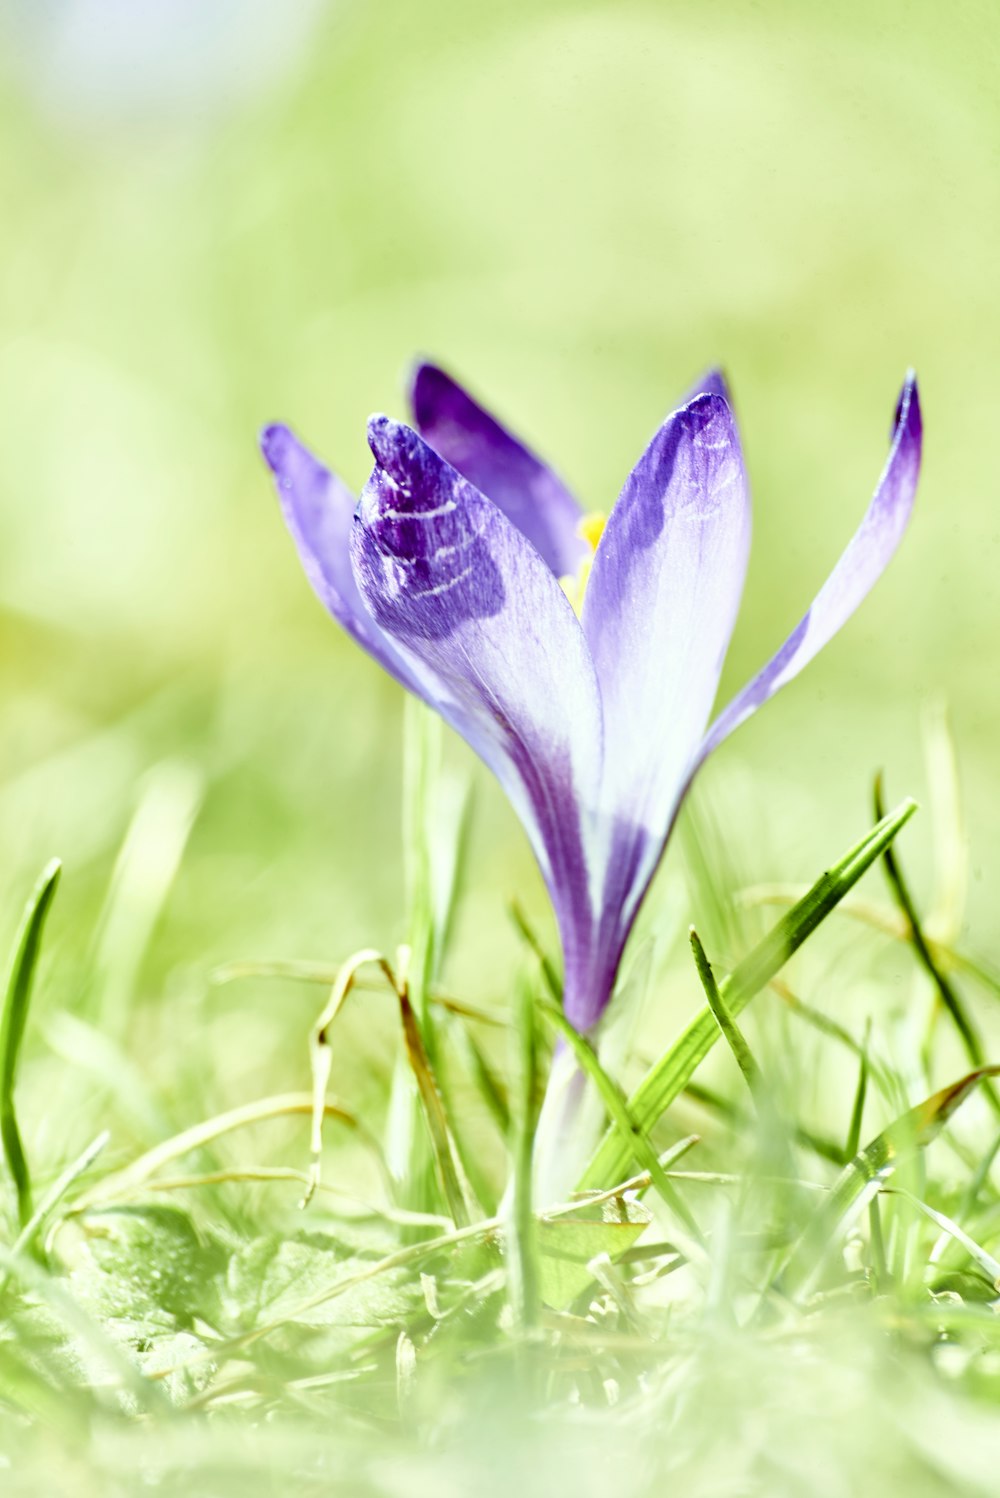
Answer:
[4, 1130, 108, 1277]
[873, 776, 998, 1114]
[428, 1033, 500, 1215]
[396, 982, 474, 1229]
[402, 695, 441, 1025]
[453, 1022, 511, 1136]
[539, 1000, 704, 1249]
[394, 700, 473, 1220]
[689, 926, 763, 1104]
[1, 859, 61, 1229]
[387, 701, 443, 1224]
[771, 979, 866, 1061]
[843, 1020, 872, 1163]
[507, 964, 541, 1331]
[578, 799, 917, 1192]
[890, 1185, 1000, 1287]
[868, 1195, 888, 1288]
[685, 1079, 844, 1165]
[780, 1064, 1000, 1298]
[508, 900, 562, 1004]
[402, 697, 471, 1028]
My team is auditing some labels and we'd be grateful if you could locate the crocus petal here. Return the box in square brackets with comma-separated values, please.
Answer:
[409, 362, 587, 578]
[582, 393, 752, 923]
[261, 422, 427, 697]
[699, 372, 922, 762]
[351, 415, 604, 986]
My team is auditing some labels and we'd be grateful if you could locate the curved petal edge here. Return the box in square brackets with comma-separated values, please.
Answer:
[700, 372, 922, 763]
[260, 422, 426, 695]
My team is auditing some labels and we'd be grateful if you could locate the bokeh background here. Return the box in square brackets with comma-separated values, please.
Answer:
[1, 0, 998, 1152]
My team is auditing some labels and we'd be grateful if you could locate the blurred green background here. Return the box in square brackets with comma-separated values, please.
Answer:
[0, 0, 997, 1153]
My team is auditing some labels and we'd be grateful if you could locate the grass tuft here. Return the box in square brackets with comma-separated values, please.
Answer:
[5, 770, 1000, 1494]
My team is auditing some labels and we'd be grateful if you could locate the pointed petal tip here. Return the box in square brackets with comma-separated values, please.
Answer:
[896, 370, 922, 441]
[408, 360, 479, 442]
[366, 411, 400, 464]
[674, 389, 739, 444]
[407, 357, 449, 417]
[697, 367, 926, 770]
[366, 411, 392, 448]
[259, 423, 332, 500]
[677, 365, 733, 413]
[694, 367, 732, 404]
[684, 388, 730, 415]
[365, 414, 433, 501]
[367, 412, 414, 472]
[404, 358, 424, 403]
[259, 421, 295, 473]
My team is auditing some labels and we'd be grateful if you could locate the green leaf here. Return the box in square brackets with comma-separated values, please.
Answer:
[222, 1233, 419, 1332]
[536, 1196, 652, 1310]
[1, 859, 61, 1229]
[71, 1203, 226, 1328]
[578, 799, 917, 1192]
[3, 1242, 173, 1416]
[129, 1329, 218, 1404]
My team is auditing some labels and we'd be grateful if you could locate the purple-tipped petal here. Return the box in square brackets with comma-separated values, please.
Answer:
[700, 372, 922, 762]
[352, 415, 603, 986]
[260, 422, 428, 696]
[682, 366, 731, 405]
[582, 393, 752, 929]
[409, 362, 587, 578]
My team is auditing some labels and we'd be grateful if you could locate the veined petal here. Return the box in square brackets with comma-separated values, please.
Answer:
[409, 362, 587, 578]
[351, 415, 604, 976]
[582, 393, 751, 924]
[261, 423, 427, 696]
[700, 372, 922, 761]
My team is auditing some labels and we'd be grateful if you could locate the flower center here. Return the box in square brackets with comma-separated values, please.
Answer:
[559, 512, 606, 615]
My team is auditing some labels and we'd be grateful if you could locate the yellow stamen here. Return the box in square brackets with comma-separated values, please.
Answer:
[578, 511, 606, 552]
[559, 511, 606, 616]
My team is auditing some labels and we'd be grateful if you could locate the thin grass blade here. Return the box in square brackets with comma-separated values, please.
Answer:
[579, 799, 917, 1191]
[890, 1186, 1000, 1288]
[539, 999, 704, 1250]
[873, 776, 997, 1113]
[507, 963, 541, 1331]
[689, 926, 763, 1105]
[780, 1064, 1000, 1297]
[396, 979, 474, 1229]
[1, 859, 61, 1229]
[843, 1020, 872, 1163]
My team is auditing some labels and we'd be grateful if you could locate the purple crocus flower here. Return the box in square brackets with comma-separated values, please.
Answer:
[261, 364, 922, 1033]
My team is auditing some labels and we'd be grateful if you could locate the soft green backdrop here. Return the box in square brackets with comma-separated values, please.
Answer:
[0, 0, 996, 1143]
